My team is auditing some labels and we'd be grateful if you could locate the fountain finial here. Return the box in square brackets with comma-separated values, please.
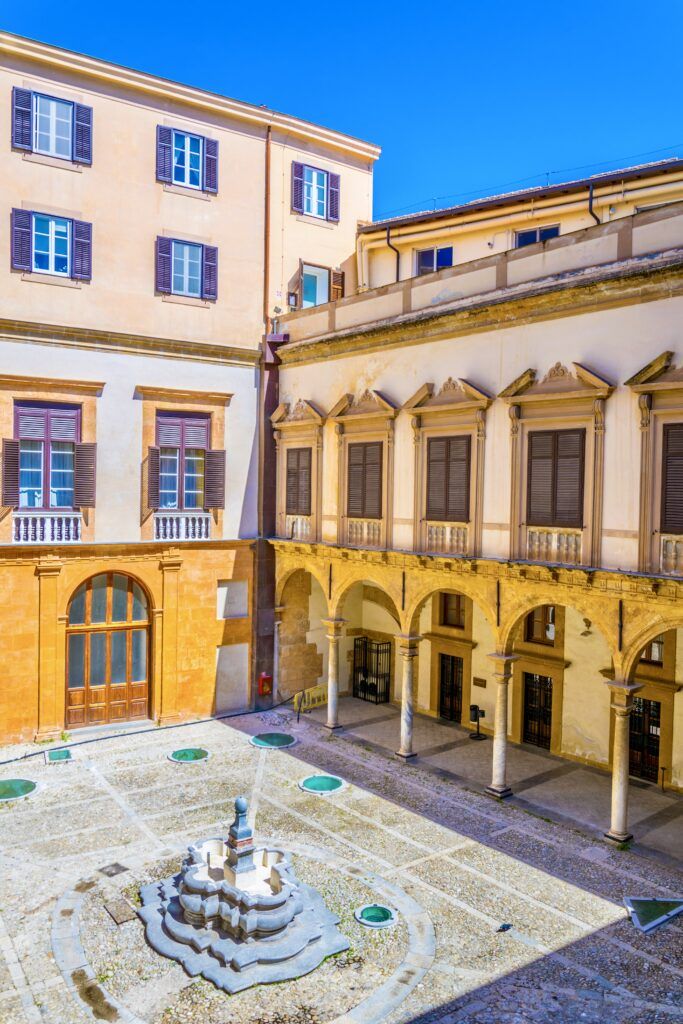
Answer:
[227, 795, 255, 874]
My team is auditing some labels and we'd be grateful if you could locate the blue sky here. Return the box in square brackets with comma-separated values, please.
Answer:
[4, 1, 681, 219]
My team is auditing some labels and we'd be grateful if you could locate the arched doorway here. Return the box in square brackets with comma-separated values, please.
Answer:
[66, 573, 150, 727]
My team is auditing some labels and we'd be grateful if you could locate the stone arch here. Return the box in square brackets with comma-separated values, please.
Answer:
[275, 563, 330, 613]
[622, 616, 683, 682]
[64, 567, 155, 620]
[330, 572, 403, 628]
[406, 580, 497, 637]
[499, 589, 616, 662]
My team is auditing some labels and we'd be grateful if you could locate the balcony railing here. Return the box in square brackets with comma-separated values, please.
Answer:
[285, 514, 312, 541]
[424, 521, 468, 555]
[346, 517, 382, 549]
[154, 511, 211, 541]
[13, 511, 82, 544]
[660, 535, 683, 576]
[526, 527, 582, 565]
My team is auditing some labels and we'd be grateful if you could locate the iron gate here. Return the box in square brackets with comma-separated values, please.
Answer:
[523, 672, 553, 749]
[439, 654, 463, 722]
[352, 636, 391, 703]
[629, 697, 661, 782]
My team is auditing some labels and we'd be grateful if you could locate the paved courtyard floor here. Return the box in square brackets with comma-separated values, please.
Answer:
[0, 708, 681, 1023]
[304, 697, 683, 866]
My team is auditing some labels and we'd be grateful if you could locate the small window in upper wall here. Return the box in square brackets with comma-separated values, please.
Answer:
[33, 93, 73, 159]
[33, 214, 70, 276]
[525, 605, 556, 645]
[11, 88, 92, 164]
[302, 264, 330, 308]
[515, 225, 560, 248]
[172, 240, 202, 297]
[11, 209, 92, 281]
[441, 592, 465, 628]
[641, 635, 665, 665]
[303, 166, 328, 219]
[416, 246, 453, 276]
[173, 130, 202, 189]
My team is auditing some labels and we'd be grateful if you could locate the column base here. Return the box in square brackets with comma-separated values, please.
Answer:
[324, 723, 343, 732]
[158, 713, 182, 727]
[604, 830, 633, 845]
[395, 750, 417, 760]
[485, 784, 513, 799]
[35, 728, 63, 743]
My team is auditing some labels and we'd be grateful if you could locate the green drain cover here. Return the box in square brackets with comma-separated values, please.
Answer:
[299, 774, 344, 794]
[354, 903, 397, 928]
[249, 732, 296, 749]
[168, 747, 210, 763]
[0, 779, 37, 801]
[47, 749, 72, 763]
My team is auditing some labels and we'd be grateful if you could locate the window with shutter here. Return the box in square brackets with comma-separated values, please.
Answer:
[154, 412, 218, 510]
[12, 402, 81, 510]
[426, 435, 471, 522]
[285, 448, 312, 516]
[661, 423, 683, 534]
[347, 442, 382, 520]
[527, 429, 585, 528]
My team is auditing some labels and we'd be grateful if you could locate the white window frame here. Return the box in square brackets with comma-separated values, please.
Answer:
[415, 246, 453, 277]
[301, 264, 330, 308]
[172, 130, 203, 190]
[171, 240, 202, 297]
[303, 166, 328, 219]
[32, 93, 73, 160]
[49, 441, 75, 509]
[514, 224, 560, 249]
[32, 214, 71, 277]
[159, 448, 180, 509]
[19, 440, 43, 509]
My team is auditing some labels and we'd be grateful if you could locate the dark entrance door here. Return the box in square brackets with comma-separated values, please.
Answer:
[523, 672, 553, 749]
[352, 636, 391, 703]
[629, 697, 661, 782]
[439, 654, 463, 722]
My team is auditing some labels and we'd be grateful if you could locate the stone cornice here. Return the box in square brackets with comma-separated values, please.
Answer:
[269, 538, 683, 604]
[0, 538, 256, 568]
[135, 386, 233, 406]
[0, 373, 104, 396]
[278, 251, 683, 367]
[0, 32, 380, 161]
[0, 319, 260, 368]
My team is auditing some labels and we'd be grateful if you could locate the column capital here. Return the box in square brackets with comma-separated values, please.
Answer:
[321, 617, 345, 638]
[274, 605, 285, 624]
[606, 678, 642, 711]
[397, 634, 422, 656]
[487, 652, 519, 679]
[34, 558, 64, 578]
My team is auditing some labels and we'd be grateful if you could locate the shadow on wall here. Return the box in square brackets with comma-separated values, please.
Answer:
[237, 373, 260, 540]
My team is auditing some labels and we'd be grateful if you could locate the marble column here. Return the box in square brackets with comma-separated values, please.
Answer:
[396, 635, 421, 760]
[321, 618, 345, 730]
[485, 652, 518, 798]
[273, 605, 284, 700]
[605, 680, 641, 844]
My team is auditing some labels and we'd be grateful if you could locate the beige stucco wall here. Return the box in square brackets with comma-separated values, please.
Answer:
[279, 293, 683, 571]
[561, 607, 612, 765]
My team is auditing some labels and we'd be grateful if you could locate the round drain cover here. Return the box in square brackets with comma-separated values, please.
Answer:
[354, 903, 397, 928]
[168, 747, 210, 763]
[299, 774, 344, 794]
[249, 732, 296, 749]
[0, 779, 37, 801]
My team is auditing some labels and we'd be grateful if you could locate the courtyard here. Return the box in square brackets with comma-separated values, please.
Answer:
[0, 707, 681, 1024]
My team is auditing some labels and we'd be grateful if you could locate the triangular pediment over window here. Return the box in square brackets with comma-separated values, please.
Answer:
[404, 377, 492, 414]
[271, 399, 325, 426]
[329, 388, 397, 421]
[625, 351, 683, 392]
[499, 362, 613, 404]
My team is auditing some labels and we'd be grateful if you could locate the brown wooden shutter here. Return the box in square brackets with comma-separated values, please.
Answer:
[204, 449, 226, 509]
[364, 442, 382, 519]
[527, 431, 554, 526]
[555, 429, 584, 527]
[298, 447, 311, 515]
[285, 447, 311, 515]
[426, 437, 447, 520]
[147, 445, 160, 511]
[447, 435, 471, 522]
[331, 270, 344, 302]
[347, 443, 365, 518]
[287, 263, 303, 309]
[661, 423, 683, 534]
[73, 442, 97, 507]
[1, 439, 19, 507]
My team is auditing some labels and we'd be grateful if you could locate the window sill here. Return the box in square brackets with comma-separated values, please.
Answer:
[161, 293, 211, 308]
[162, 183, 212, 202]
[295, 215, 335, 230]
[21, 273, 81, 289]
[22, 151, 83, 173]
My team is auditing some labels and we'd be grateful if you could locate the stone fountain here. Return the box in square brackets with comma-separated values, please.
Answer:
[138, 796, 348, 992]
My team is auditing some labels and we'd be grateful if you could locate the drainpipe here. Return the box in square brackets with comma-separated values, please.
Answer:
[386, 225, 401, 282]
[588, 183, 600, 226]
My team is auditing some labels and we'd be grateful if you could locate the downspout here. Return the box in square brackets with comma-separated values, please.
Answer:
[386, 225, 401, 282]
[588, 183, 600, 226]
[263, 125, 272, 330]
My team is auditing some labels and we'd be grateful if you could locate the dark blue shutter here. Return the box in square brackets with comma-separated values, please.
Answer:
[10, 209, 31, 271]
[156, 126, 172, 182]
[204, 137, 218, 193]
[155, 237, 172, 293]
[291, 161, 304, 213]
[73, 104, 92, 164]
[12, 88, 32, 151]
[202, 245, 218, 300]
[71, 220, 92, 281]
[328, 172, 340, 222]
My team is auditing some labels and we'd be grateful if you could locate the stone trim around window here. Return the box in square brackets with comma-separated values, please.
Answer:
[271, 399, 325, 543]
[501, 361, 614, 568]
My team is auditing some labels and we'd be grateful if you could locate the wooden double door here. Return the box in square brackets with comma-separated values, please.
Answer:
[629, 697, 661, 782]
[439, 654, 463, 722]
[66, 573, 150, 727]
